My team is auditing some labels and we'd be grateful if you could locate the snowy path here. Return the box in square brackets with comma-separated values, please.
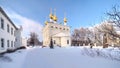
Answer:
[21, 47, 120, 68]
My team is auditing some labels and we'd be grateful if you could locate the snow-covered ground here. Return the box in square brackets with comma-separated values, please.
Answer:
[0, 46, 120, 68]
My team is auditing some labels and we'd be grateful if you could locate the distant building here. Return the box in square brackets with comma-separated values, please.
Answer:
[0, 7, 22, 53]
[42, 9, 71, 47]
[22, 37, 27, 47]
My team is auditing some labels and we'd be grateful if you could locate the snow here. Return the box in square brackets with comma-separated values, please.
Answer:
[0, 46, 120, 68]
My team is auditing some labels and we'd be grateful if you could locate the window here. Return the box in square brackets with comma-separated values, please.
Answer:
[7, 24, 9, 33]
[60, 28, 62, 30]
[1, 18, 4, 29]
[55, 27, 58, 29]
[11, 41, 13, 47]
[54, 40, 56, 44]
[11, 28, 13, 35]
[63, 28, 65, 30]
[7, 40, 9, 47]
[1, 38, 4, 48]
[67, 40, 69, 44]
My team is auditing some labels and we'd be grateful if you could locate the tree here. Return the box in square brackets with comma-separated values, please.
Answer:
[71, 29, 80, 41]
[28, 32, 40, 46]
[94, 25, 102, 46]
[71, 27, 95, 46]
[107, 5, 120, 28]
[94, 21, 119, 47]
[106, 5, 120, 38]
[95, 21, 116, 37]
[49, 38, 54, 49]
[104, 5, 120, 48]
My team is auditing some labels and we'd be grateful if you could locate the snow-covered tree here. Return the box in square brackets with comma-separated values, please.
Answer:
[71, 27, 95, 46]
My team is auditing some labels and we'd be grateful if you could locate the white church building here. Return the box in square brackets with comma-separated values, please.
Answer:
[0, 7, 22, 53]
[43, 9, 71, 47]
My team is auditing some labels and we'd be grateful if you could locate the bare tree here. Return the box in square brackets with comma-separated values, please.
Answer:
[94, 21, 119, 47]
[71, 29, 80, 41]
[27, 32, 40, 46]
[95, 21, 117, 37]
[107, 5, 120, 28]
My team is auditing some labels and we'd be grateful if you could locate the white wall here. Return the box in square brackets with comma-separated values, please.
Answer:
[22, 37, 27, 46]
[43, 23, 71, 47]
[61, 36, 71, 47]
[0, 10, 16, 52]
[14, 28, 22, 48]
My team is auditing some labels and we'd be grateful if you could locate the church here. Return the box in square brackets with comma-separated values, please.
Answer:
[42, 9, 71, 47]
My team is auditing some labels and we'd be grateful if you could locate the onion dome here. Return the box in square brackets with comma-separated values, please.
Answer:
[64, 17, 67, 23]
[49, 13, 53, 19]
[45, 21, 48, 25]
[53, 15, 57, 21]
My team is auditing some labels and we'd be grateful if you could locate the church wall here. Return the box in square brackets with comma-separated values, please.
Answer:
[61, 36, 71, 47]
[43, 24, 51, 46]
[49, 23, 70, 37]
[52, 37, 61, 46]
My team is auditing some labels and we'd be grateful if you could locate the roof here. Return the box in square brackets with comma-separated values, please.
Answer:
[0, 7, 18, 30]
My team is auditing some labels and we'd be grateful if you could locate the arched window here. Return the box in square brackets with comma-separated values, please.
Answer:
[54, 40, 56, 44]
[67, 40, 69, 44]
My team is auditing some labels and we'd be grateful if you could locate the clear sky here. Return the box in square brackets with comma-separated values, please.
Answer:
[0, 0, 120, 40]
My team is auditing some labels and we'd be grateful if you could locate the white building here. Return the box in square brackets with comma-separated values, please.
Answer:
[43, 10, 71, 47]
[0, 7, 22, 53]
[22, 37, 27, 47]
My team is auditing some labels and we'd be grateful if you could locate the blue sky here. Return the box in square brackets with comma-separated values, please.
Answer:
[0, 0, 120, 40]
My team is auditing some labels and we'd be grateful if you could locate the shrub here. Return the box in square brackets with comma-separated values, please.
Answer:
[17, 46, 26, 50]
[7, 49, 16, 53]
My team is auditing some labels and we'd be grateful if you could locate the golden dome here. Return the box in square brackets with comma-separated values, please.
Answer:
[64, 17, 67, 23]
[45, 21, 48, 25]
[53, 15, 57, 21]
[49, 13, 53, 19]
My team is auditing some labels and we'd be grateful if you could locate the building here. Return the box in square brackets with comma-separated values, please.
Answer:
[22, 37, 27, 47]
[43, 9, 71, 47]
[0, 7, 22, 53]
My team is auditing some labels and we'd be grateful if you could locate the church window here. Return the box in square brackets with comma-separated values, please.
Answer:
[63, 28, 65, 30]
[60, 28, 62, 30]
[67, 40, 69, 44]
[51, 26, 53, 28]
[54, 40, 56, 44]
